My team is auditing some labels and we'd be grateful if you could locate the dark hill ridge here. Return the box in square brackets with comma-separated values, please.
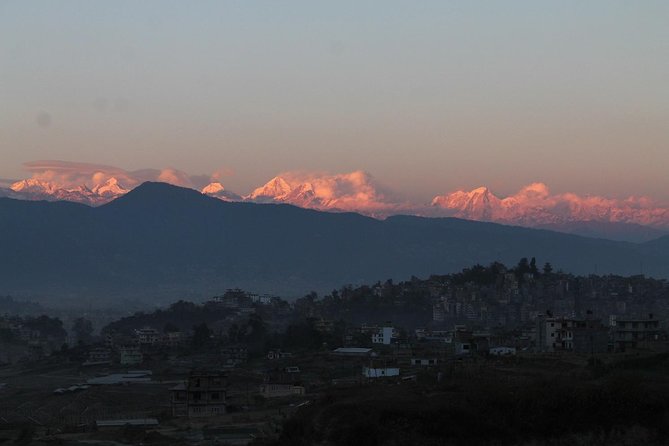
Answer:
[0, 182, 667, 306]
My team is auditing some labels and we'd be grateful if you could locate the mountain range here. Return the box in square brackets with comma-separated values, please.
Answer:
[1, 182, 668, 307]
[431, 183, 669, 228]
[2, 175, 668, 242]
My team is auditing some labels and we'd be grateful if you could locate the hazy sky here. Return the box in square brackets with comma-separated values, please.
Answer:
[1, 1, 667, 201]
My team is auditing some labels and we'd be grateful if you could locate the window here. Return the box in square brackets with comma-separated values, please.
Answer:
[192, 391, 202, 401]
[212, 392, 220, 400]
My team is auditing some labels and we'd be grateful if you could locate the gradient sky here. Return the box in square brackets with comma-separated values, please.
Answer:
[1, 1, 667, 201]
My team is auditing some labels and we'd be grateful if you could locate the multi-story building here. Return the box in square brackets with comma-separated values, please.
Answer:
[160, 331, 185, 348]
[571, 319, 609, 354]
[171, 371, 226, 417]
[432, 303, 445, 322]
[259, 384, 305, 398]
[135, 327, 160, 345]
[614, 315, 661, 351]
[371, 326, 396, 345]
[85, 347, 112, 365]
[120, 347, 143, 365]
[536, 316, 609, 353]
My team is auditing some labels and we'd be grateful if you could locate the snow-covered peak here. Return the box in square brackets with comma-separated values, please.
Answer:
[201, 182, 242, 202]
[248, 176, 293, 200]
[201, 182, 226, 195]
[10, 178, 60, 194]
[92, 177, 128, 197]
[431, 183, 669, 228]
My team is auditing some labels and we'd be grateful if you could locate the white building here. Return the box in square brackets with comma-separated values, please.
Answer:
[362, 366, 400, 379]
[371, 326, 396, 345]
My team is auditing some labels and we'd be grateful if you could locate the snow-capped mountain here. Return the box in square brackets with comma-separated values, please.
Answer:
[201, 182, 242, 201]
[246, 176, 325, 207]
[247, 176, 293, 202]
[431, 183, 669, 230]
[8, 177, 128, 205]
[244, 171, 400, 216]
[91, 177, 129, 198]
[5, 170, 669, 239]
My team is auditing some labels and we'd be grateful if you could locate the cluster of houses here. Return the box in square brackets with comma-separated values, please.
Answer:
[0, 315, 66, 363]
[84, 326, 188, 366]
[534, 313, 661, 353]
[429, 272, 669, 332]
[210, 289, 280, 311]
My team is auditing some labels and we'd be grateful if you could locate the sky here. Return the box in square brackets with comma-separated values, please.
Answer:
[1, 1, 667, 202]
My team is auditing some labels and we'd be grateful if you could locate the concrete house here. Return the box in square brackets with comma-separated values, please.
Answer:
[171, 371, 226, 417]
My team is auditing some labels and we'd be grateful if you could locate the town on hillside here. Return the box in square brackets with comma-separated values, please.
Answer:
[1, 259, 669, 444]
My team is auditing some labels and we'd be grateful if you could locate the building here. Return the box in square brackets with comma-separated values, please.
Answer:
[537, 316, 610, 353]
[211, 289, 252, 310]
[266, 349, 292, 360]
[371, 326, 396, 345]
[332, 347, 376, 357]
[222, 345, 249, 364]
[571, 319, 609, 354]
[171, 371, 226, 417]
[259, 384, 305, 398]
[455, 342, 472, 356]
[362, 366, 400, 379]
[536, 317, 567, 352]
[162, 331, 185, 348]
[87, 371, 152, 386]
[614, 316, 661, 351]
[313, 318, 335, 334]
[432, 303, 445, 322]
[84, 347, 112, 365]
[489, 346, 516, 356]
[410, 358, 439, 366]
[135, 327, 160, 345]
[252, 294, 275, 305]
[120, 347, 143, 365]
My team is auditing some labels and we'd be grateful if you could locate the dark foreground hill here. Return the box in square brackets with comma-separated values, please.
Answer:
[0, 182, 667, 306]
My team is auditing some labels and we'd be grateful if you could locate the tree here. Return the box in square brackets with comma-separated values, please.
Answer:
[192, 323, 212, 348]
[530, 257, 539, 275]
[72, 317, 93, 345]
[517, 257, 530, 273]
[24, 316, 67, 341]
[164, 322, 179, 333]
[543, 262, 553, 275]
[246, 313, 267, 341]
[228, 323, 242, 343]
